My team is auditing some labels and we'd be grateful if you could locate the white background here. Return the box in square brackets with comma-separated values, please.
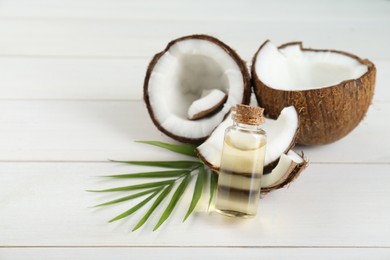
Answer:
[0, 0, 389, 259]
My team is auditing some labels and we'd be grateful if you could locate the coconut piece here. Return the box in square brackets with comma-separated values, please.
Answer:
[261, 150, 307, 191]
[252, 40, 376, 145]
[188, 89, 228, 120]
[195, 106, 298, 172]
[144, 34, 251, 144]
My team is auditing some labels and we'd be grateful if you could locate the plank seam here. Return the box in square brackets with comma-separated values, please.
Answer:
[0, 245, 389, 249]
[0, 160, 389, 165]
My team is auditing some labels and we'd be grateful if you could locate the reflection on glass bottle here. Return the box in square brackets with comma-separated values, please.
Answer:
[215, 104, 267, 218]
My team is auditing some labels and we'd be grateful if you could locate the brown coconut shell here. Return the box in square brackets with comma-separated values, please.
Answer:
[144, 34, 251, 144]
[252, 41, 376, 145]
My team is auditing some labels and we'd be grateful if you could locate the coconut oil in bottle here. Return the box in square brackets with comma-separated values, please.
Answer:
[215, 104, 266, 218]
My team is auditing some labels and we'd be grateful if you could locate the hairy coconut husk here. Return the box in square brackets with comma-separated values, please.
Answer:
[252, 41, 376, 145]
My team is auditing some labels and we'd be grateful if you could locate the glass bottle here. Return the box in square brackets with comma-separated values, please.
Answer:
[215, 104, 267, 218]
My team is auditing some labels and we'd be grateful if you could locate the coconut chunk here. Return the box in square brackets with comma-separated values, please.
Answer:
[188, 89, 228, 120]
[262, 106, 298, 165]
[261, 150, 305, 189]
[195, 106, 298, 171]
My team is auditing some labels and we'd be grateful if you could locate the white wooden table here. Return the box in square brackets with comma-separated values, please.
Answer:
[1, 0, 389, 259]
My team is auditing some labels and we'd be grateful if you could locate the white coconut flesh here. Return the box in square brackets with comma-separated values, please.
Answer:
[147, 39, 246, 140]
[196, 106, 298, 171]
[187, 89, 228, 120]
[255, 41, 368, 90]
[261, 150, 304, 188]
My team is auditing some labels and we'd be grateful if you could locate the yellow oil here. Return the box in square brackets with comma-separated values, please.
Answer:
[215, 132, 266, 218]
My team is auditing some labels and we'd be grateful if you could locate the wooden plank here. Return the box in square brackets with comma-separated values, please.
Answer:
[0, 162, 389, 246]
[0, 0, 389, 22]
[0, 100, 388, 163]
[0, 0, 388, 257]
[1, 247, 390, 260]
[0, 100, 166, 162]
[0, 18, 388, 60]
[0, 56, 148, 100]
[0, 57, 387, 101]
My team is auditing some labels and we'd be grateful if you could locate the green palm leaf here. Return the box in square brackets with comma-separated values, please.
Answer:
[132, 183, 174, 232]
[183, 166, 206, 222]
[105, 170, 190, 179]
[109, 160, 201, 169]
[136, 141, 197, 157]
[93, 188, 161, 207]
[89, 140, 217, 231]
[108, 189, 161, 223]
[153, 174, 192, 231]
[87, 179, 174, 192]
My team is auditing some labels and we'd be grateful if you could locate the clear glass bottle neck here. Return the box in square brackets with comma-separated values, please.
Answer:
[232, 120, 262, 131]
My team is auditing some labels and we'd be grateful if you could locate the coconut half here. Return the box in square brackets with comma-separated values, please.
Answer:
[252, 40, 376, 145]
[144, 35, 251, 143]
[196, 106, 299, 172]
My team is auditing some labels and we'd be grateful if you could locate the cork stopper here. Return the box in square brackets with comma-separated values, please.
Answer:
[233, 104, 265, 125]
